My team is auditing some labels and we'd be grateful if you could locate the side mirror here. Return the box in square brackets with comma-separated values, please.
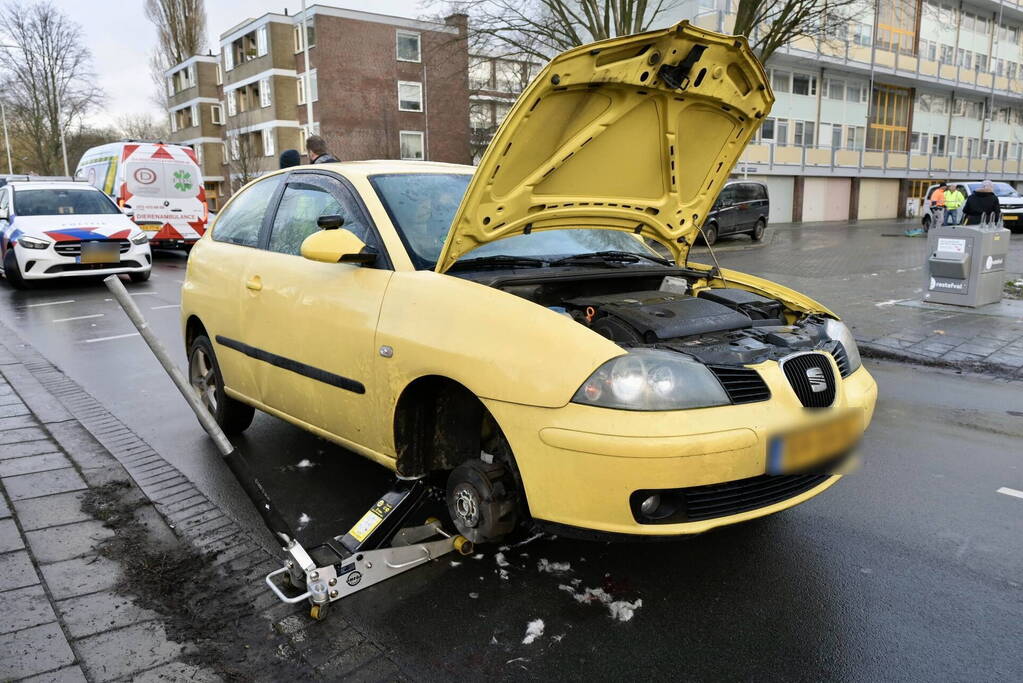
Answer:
[301, 228, 377, 265]
[122, 205, 134, 218]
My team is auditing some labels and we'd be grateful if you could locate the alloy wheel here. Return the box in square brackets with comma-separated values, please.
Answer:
[189, 346, 219, 413]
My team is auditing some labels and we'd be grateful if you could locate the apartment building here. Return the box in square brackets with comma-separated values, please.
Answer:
[166, 4, 470, 200]
[469, 54, 541, 162]
[165, 55, 227, 210]
[687, 0, 1023, 223]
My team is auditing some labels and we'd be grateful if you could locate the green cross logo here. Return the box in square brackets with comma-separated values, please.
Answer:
[173, 170, 192, 192]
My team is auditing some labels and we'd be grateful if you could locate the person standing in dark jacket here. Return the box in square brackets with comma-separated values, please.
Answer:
[306, 135, 339, 163]
[279, 149, 301, 168]
[961, 180, 1001, 225]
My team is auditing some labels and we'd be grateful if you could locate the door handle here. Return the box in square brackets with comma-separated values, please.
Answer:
[246, 276, 263, 291]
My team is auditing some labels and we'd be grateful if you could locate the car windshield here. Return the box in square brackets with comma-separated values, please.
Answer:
[14, 188, 120, 216]
[370, 173, 663, 269]
[966, 182, 1019, 197]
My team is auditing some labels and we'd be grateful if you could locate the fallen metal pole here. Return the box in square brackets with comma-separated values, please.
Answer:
[103, 275, 296, 544]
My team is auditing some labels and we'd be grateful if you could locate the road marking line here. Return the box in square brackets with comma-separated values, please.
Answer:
[151, 304, 179, 310]
[997, 487, 1023, 500]
[53, 314, 104, 323]
[26, 299, 75, 307]
[82, 333, 140, 344]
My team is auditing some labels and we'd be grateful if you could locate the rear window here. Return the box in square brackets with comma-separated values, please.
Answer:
[14, 188, 120, 216]
[125, 161, 200, 199]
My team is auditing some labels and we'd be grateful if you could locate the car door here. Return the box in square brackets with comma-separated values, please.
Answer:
[714, 186, 738, 233]
[733, 183, 756, 231]
[240, 171, 394, 453]
[186, 173, 285, 402]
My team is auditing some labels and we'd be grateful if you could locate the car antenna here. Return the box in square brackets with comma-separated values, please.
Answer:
[696, 223, 730, 287]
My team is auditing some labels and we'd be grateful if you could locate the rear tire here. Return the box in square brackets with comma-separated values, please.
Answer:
[702, 223, 718, 246]
[2, 251, 29, 290]
[751, 218, 767, 241]
[129, 269, 151, 283]
[922, 214, 931, 231]
[187, 335, 254, 435]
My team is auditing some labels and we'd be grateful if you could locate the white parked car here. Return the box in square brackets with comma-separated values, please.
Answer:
[0, 182, 152, 289]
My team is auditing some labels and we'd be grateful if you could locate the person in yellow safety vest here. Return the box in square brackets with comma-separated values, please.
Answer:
[929, 183, 947, 228]
[944, 185, 966, 224]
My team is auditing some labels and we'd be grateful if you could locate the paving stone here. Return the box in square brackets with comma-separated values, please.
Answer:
[0, 517, 25, 552]
[76, 621, 186, 682]
[0, 426, 49, 445]
[315, 640, 384, 678]
[0, 584, 58, 634]
[0, 401, 30, 418]
[986, 352, 1023, 368]
[0, 451, 73, 477]
[0, 364, 73, 423]
[0, 440, 61, 460]
[45, 421, 117, 472]
[0, 490, 8, 517]
[944, 351, 986, 362]
[0, 413, 36, 430]
[19, 664, 88, 682]
[0, 622, 76, 680]
[129, 660, 221, 682]
[57, 589, 161, 640]
[40, 554, 122, 598]
[26, 520, 114, 564]
[0, 550, 37, 591]
[13, 490, 92, 531]
[2, 467, 87, 501]
[345, 656, 407, 683]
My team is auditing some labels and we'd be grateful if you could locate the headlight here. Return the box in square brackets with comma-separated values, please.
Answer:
[18, 235, 50, 250]
[572, 349, 730, 411]
[130, 232, 149, 245]
[824, 319, 862, 374]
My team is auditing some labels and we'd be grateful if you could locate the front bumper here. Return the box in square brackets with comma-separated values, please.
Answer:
[12, 241, 152, 280]
[484, 361, 877, 537]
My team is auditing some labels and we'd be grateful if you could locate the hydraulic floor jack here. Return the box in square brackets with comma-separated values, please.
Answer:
[105, 276, 473, 621]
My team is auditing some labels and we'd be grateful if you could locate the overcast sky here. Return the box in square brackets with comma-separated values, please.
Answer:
[56, 0, 429, 129]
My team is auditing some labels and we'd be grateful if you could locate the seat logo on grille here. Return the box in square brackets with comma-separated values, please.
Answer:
[805, 366, 828, 392]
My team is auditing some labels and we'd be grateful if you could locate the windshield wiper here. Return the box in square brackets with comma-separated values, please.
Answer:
[448, 254, 547, 270]
[549, 250, 673, 268]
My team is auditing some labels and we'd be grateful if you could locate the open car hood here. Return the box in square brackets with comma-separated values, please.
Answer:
[435, 21, 773, 273]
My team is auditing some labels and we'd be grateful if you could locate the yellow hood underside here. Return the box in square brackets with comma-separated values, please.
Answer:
[436, 21, 774, 273]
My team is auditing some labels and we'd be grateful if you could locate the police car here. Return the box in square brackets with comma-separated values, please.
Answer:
[0, 181, 152, 289]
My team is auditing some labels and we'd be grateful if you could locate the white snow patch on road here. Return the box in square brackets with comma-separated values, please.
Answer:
[521, 619, 545, 644]
[875, 299, 902, 307]
[495, 552, 510, 567]
[296, 459, 314, 468]
[473, 553, 484, 560]
[497, 569, 509, 580]
[537, 558, 571, 573]
[511, 532, 546, 548]
[469, 592, 479, 599]
[559, 584, 643, 621]
[608, 599, 643, 622]
[450, 561, 462, 567]
[297, 513, 311, 530]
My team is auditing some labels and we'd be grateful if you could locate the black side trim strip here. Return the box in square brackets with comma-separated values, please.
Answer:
[215, 335, 366, 395]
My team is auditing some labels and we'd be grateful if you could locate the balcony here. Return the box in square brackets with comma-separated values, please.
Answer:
[736, 143, 1023, 180]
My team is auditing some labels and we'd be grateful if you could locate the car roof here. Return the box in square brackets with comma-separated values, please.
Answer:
[724, 180, 767, 187]
[303, 159, 476, 179]
[8, 181, 100, 191]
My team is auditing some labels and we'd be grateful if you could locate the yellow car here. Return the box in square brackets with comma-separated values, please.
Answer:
[181, 22, 876, 543]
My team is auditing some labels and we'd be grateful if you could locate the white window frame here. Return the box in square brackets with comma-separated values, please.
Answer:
[188, 63, 197, 86]
[224, 47, 234, 71]
[216, 63, 222, 85]
[397, 80, 424, 112]
[230, 136, 240, 161]
[257, 26, 268, 57]
[227, 89, 237, 116]
[190, 104, 198, 127]
[170, 112, 178, 133]
[396, 30, 422, 63]
[259, 78, 272, 108]
[296, 76, 306, 105]
[308, 69, 318, 103]
[211, 104, 224, 125]
[399, 130, 425, 160]
[195, 144, 204, 167]
[263, 129, 275, 157]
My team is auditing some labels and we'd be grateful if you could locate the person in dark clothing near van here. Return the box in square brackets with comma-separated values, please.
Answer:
[306, 135, 339, 164]
[279, 149, 301, 168]
[961, 180, 1001, 225]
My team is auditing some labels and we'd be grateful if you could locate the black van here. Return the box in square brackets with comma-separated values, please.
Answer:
[703, 180, 770, 245]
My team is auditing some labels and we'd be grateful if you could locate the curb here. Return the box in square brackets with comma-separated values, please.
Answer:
[859, 342, 1023, 381]
[0, 317, 405, 681]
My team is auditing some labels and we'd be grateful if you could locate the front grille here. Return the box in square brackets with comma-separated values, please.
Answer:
[53, 239, 131, 256]
[831, 343, 852, 378]
[44, 260, 142, 273]
[781, 352, 836, 408]
[630, 473, 831, 523]
[707, 365, 771, 404]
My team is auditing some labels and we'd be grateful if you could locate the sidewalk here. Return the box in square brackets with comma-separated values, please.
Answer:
[704, 218, 1023, 380]
[0, 320, 404, 681]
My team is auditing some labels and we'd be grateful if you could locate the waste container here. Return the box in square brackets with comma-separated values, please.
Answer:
[924, 217, 1010, 306]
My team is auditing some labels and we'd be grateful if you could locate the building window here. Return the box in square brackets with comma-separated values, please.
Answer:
[826, 78, 844, 100]
[399, 131, 424, 160]
[216, 64, 222, 85]
[831, 124, 842, 148]
[791, 73, 816, 96]
[256, 26, 268, 56]
[776, 119, 789, 145]
[297, 71, 318, 104]
[263, 130, 275, 157]
[396, 31, 421, 62]
[771, 69, 790, 93]
[260, 78, 272, 108]
[398, 81, 423, 112]
[211, 104, 224, 125]
[196, 144, 204, 167]
[495, 60, 523, 92]
[759, 118, 775, 141]
[469, 59, 493, 90]
[793, 120, 815, 146]
[227, 90, 237, 116]
[230, 136, 240, 161]
[294, 20, 315, 52]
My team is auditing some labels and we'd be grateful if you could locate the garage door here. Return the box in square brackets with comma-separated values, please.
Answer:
[858, 179, 900, 219]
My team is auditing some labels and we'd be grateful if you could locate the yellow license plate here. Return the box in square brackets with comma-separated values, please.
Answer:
[768, 412, 862, 474]
[79, 241, 120, 264]
[1003, 214, 1017, 220]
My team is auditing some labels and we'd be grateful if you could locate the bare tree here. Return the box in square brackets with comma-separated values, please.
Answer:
[438, 1, 683, 62]
[0, 1, 103, 175]
[733, 0, 859, 62]
[117, 113, 170, 141]
[145, 0, 208, 108]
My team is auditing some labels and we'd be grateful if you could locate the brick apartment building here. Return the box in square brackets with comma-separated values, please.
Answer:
[468, 54, 541, 162]
[165, 4, 471, 203]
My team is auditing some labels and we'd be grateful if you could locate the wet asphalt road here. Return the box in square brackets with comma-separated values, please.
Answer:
[1, 251, 1022, 680]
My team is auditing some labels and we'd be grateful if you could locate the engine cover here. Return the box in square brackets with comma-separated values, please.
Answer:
[565, 291, 752, 342]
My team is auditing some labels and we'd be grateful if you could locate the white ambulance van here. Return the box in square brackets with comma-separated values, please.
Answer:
[76, 141, 207, 248]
